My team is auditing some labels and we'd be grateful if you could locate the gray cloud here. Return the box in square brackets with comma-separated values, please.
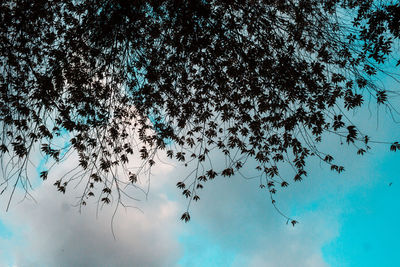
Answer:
[0, 157, 183, 267]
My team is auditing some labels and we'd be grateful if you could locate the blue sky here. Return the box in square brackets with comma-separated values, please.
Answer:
[2, 15, 400, 267]
[322, 151, 400, 267]
[2, 131, 400, 266]
[1, 83, 400, 266]
[1, 86, 400, 267]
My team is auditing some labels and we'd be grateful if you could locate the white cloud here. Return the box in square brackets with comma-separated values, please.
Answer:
[175, 172, 341, 267]
[0, 153, 184, 267]
[1, 91, 399, 267]
[174, 105, 395, 267]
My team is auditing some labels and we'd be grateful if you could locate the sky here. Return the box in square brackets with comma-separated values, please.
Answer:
[1, 11, 400, 267]
[1, 94, 400, 267]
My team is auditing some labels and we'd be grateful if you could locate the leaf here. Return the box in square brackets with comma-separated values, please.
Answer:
[182, 189, 191, 198]
[102, 187, 111, 194]
[166, 150, 174, 158]
[294, 174, 302, 182]
[198, 175, 207, 182]
[390, 142, 400, 152]
[79, 158, 88, 169]
[176, 152, 185, 161]
[337, 166, 345, 173]
[346, 125, 357, 144]
[40, 171, 48, 180]
[129, 174, 137, 183]
[101, 197, 111, 204]
[281, 181, 289, 187]
[324, 155, 333, 163]
[181, 212, 191, 223]
[376, 90, 387, 104]
[140, 146, 149, 159]
[221, 168, 234, 177]
[357, 148, 366, 155]
[0, 144, 8, 153]
[176, 182, 185, 189]
[58, 186, 66, 194]
[206, 169, 217, 179]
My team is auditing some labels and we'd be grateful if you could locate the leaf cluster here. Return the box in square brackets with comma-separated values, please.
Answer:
[0, 0, 399, 222]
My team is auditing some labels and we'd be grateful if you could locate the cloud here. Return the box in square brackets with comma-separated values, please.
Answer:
[1, 148, 344, 267]
[175, 102, 396, 267]
[232, 210, 338, 267]
[1, 90, 399, 267]
[176, 172, 341, 267]
[0, 153, 184, 267]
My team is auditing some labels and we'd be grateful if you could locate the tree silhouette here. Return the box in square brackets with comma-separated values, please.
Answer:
[1, 0, 399, 223]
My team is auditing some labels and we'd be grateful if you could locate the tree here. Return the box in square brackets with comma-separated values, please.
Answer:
[1, 0, 399, 223]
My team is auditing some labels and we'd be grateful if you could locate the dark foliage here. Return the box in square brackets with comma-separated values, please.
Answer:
[1, 0, 399, 222]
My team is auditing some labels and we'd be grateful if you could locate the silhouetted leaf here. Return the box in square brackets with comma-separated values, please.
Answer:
[357, 148, 366, 155]
[181, 212, 190, 223]
[281, 181, 289, 187]
[40, 171, 48, 180]
[177, 182, 185, 189]
[101, 197, 110, 204]
[0, 0, 399, 223]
